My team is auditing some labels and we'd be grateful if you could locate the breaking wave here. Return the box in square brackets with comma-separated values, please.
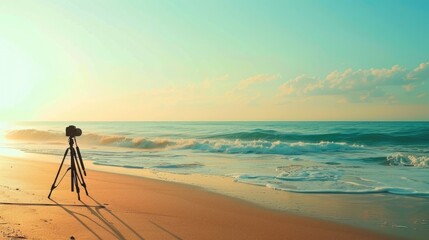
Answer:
[9, 126, 428, 147]
[5, 129, 63, 142]
[5, 129, 192, 149]
[5, 129, 363, 155]
[209, 128, 429, 145]
[387, 153, 429, 168]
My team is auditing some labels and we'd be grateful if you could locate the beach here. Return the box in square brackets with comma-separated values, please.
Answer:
[0, 152, 394, 240]
[0, 121, 428, 239]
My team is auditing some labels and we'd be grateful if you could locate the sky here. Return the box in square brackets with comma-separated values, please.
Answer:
[0, 0, 428, 121]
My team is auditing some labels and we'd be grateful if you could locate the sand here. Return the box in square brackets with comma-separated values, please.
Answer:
[0, 153, 394, 240]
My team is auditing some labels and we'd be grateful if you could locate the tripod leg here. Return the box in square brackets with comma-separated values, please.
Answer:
[74, 151, 89, 196]
[71, 148, 81, 200]
[74, 139, 89, 197]
[71, 148, 75, 192]
[75, 173, 81, 201]
[76, 145, 87, 176]
[48, 148, 69, 198]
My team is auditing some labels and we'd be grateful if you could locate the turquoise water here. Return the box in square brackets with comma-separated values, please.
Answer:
[2, 121, 429, 197]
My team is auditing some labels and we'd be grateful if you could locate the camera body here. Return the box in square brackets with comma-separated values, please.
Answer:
[66, 125, 82, 137]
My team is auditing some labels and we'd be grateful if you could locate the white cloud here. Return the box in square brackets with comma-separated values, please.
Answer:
[322, 65, 405, 92]
[279, 62, 429, 102]
[279, 75, 319, 96]
[407, 62, 429, 80]
[238, 74, 280, 89]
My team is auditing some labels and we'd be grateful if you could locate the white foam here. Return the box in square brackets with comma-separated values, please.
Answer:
[265, 184, 429, 196]
[275, 166, 343, 181]
[387, 153, 429, 167]
[187, 139, 362, 155]
[235, 164, 429, 197]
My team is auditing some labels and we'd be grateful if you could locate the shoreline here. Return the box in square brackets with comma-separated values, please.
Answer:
[0, 152, 395, 239]
[91, 166, 429, 240]
[37, 152, 428, 239]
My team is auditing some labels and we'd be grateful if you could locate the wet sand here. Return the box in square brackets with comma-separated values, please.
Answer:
[0, 154, 393, 239]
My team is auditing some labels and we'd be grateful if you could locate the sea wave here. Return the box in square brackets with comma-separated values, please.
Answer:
[188, 140, 363, 155]
[208, 128, 429, 144]
[5, 129, 363, 155]
[5, 129, 194, 149]
[275, 166, 343, 181]
[387, 153, 429, 168]
[237, 166, 344, 183]
[153, 163, 204, 169]
[265, 184, 429, 197]
[5, 129, 63, 142]
[235, 165, 429, 197]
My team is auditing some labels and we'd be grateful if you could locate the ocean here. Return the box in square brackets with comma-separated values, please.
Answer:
[1, 121, 428, 197]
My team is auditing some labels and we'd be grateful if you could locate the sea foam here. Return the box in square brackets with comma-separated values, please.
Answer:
[387, 153, 429, 167]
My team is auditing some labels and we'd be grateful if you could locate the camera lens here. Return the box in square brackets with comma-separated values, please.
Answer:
[75, 128, 82, 136]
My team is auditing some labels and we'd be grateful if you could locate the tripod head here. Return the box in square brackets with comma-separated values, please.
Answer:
[68, 136, 86, 176]
[68, 136, 75, 146]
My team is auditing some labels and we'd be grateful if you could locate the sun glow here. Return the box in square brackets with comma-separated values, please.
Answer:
[0, 146, 23, 158]
[0, 121, 23, 157]
[0, 41, 36, 113]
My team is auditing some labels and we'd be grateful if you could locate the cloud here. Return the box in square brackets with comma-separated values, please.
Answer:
[407, 62, 429, 80]
[279, 75, 320, 95]
[238, 74, 280, 89]
[279, 62, 429, 102]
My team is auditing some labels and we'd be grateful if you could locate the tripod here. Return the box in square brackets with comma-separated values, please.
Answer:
[48, 136, 89, 200]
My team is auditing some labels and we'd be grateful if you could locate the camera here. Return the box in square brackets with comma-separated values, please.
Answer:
[66, 125, 82, 137]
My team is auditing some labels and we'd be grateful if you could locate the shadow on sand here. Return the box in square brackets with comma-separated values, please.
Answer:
[49, 198, 145, 240]
[0, 202, 102, 208]
[149, 220, 182, 240]
[0, 199, 182, 239]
